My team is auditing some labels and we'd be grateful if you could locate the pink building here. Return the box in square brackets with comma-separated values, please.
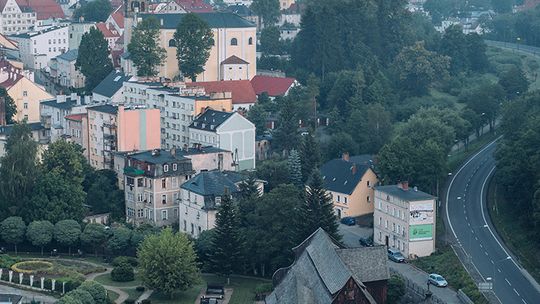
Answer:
[87, 104, 160, 169]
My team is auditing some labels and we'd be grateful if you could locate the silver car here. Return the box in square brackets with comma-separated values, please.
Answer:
[428, 273, 448, 287]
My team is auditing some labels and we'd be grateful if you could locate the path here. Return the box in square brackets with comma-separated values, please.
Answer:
[136, 288, 154, 303]
[86, 267, 129, 304]
[0, 282, 58, 304]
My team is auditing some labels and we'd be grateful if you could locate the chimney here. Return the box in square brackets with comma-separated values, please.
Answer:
[398, 181, 409, 191]
[57, 95, 66, 103]
[342, 152, 350, 162]
[351, 164, 357, 175]
[171, 148, 176, 157]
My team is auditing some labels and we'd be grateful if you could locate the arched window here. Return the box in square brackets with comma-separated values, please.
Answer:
[168, 39, 176, 47]
[230, 38, 238, 46]
[248, 37, 253, 45]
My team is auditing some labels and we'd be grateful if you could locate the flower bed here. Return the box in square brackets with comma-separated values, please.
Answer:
[11, 261, 54, 274]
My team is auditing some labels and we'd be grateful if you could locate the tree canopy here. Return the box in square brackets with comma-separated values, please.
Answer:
[76, 27, 113, 91]
[128, 16, 166, 77]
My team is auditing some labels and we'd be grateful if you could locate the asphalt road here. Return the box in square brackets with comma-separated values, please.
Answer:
[445, 139, 540, 304]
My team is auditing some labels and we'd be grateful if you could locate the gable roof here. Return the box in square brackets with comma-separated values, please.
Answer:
[56, 49, 78, 62]
[0, 122, 44, 135]
[16, 0, 65, 19]
[267, 228, 379, 304]
[221, 55, 249, 65]
[109, 5, 124, 28]
[40, 96, 80, 110]
[180, 170, 247, 197]
[336, 247, 390, 283]
[96, 22, 120, 38]
[175, 0, 213, 12]
[189, 109, 233, 132]
[251, 75, 296, 97]
[375, 185, 435, 201]
[128, 149, 189, 165]
[92, 70, 130, 98]
[87, 104, 118, 115]
[140, 12, 254, 29]
[186, 80, 256, 105]
[320, 156, 373, 195]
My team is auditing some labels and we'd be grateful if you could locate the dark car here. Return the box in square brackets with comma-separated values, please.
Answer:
[359, 237, 374, 247]
[340, 217, 356, 226]
[388, 248, 405, 263]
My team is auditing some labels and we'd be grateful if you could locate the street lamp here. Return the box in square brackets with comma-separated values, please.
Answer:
[517, 37, 521, 51]
[467, 224, 488, 262]
[490, 256, 512, 287]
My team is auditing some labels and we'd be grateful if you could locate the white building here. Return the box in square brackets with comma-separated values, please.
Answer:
[39, 93, 86, 142]
[189, 109, 255, 170]
[68, 22, 95, 50]
[180, 170, 263, 237]
[10, 25, 68, 70]
[55, 49, 85, 88]
[373, 182, 436, 259]
[0, 0, 37, 35]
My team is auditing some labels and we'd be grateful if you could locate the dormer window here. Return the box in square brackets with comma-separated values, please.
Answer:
[173, 163, 177, 171]
[164, 164, 169, 172]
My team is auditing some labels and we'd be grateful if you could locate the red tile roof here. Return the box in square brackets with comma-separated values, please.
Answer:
[0, 58, 23, 89]
[251, 75, 297, 97]
[110, 5, 124, 28]
[186, 80, 257, 104]
[65, 113, 87, 121]
[221, 55, 249, 65]
[175, 0, 214, 13]
[16, 0, 65, 20]
[96, 22, 120, 38]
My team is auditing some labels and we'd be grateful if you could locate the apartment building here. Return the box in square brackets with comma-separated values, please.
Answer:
[180, 170, 264, 237]
[87, 104, 161, 169]
[55, 49, 85, 88]
[65, 113, 89, 159]
[0, 0, 37, 35]
[122, 80, 232, 149]
[124, 149, 195, 227]
[39, 93, 86, 142]
[10, 25, 68, 69]
[189, 109, 255, 170]
[373, 182, 436, 258]
[68, 22, 95, 50]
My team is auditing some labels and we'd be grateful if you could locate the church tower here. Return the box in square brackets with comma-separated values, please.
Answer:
[123, 0, 147, 52]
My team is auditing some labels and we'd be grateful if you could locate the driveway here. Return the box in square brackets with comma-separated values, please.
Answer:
[338, 223, 372, 248]
[0, 283, 58, 304]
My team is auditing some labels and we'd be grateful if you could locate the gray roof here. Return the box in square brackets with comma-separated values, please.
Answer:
[320, 156, 374, 195]
[267, 228, 379, 304]
[375, 185, 435, 201]
[40, 97, 79, 110]
[57, 49, 78, 61]
[189, 109, 233, 132]
[176, 145, 230, 156]
[92, 70, 130, 98]
[9, 26, 67, 39]
[180, 170, 246, 196]
[129, 149, 189, 165]
[140, 13, 255, 29]
[227, 4, 255, 17]
[87, 104, 118, 114]
[336, 247, 390, 283]
[0, 122, 44, 135]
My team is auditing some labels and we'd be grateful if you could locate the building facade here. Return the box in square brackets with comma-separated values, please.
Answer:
[68, 22, 95, 50]
[87, 104, 161, 169]
[65, 113, 89, 159]
[10, 25, 68, 70]
[55, 49, 85, 88]
[39, 93, 86, 142]
[124, 149, 194, 227]
[0, 0, 37, 35]
[373, 182, 436, 258]
[189, 109, 255, 170]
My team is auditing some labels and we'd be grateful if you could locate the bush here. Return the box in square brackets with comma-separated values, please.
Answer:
[0, 255, 18, 268]
[11, 261, 53, 274]
[135, 286, 145, 292]
[387, 275, 405, 304]
[111, 263, 134, 282]
[112, 256, 138, 267]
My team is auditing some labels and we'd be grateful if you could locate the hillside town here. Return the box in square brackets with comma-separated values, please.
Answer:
[0, 0, 540, 303]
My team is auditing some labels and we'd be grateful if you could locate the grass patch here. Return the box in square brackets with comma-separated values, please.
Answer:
[488, 181, 540, 282]
[148, 283, 204, 304]
[124, 288, 144, 301]
[107, 290, 120, 302]
[487, 46, 540, 91]
[412, 246, 488, 304]
[94, 272, 142, 287]
[447, 132, 498, 172]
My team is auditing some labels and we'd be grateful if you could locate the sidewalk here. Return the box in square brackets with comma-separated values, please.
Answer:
[390, 262, 461, 304]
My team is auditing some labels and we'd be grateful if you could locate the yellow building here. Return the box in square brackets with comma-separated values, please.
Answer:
[0, 59, 53, 122]
[135, 13, 257, 82]
[280, 0, 295, 10]
[321, 153, 379, 219]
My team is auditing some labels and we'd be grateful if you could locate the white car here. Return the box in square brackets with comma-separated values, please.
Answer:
[428, 273, 448, 287]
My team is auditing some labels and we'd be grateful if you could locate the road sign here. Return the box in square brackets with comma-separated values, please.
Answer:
[478, 282, 493, 291]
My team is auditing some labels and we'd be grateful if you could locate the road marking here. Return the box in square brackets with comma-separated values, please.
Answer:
[480, 166, 522, 270]
[498, 269, 502, 273]
[445, 137, 501, 239]
[475, 236, 478, 241]
[485, 251, 489, 256]
[505, 278, 511, 286]
[480, 244, 483, 248]
[514, 288, 520, 296]
[522, 299, 527, 304]
[490, 260, 494, 264]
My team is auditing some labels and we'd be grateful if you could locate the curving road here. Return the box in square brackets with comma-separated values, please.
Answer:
[445, 139, 540, 304]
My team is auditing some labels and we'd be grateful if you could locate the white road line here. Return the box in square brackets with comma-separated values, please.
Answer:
[480, 166, 522, 269]
[445, 137, 501, 239]
[514, 288, 520, 296]
[498, 269, 502, 273]
[485, 251, 489, 256]
[506, 278, 512, 286]
[522, 298, 528, 304]
[475, 236, 478, 241]
[480, 244, 483, 248]
[490, 260, 494, 264]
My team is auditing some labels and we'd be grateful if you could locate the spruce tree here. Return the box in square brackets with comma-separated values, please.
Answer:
[287, 149, 303, 188]
[296, 171, 341, 242]
[273, 101, 300, 153]
[209, 190, 244, 278]
[299, 134, 321, 182]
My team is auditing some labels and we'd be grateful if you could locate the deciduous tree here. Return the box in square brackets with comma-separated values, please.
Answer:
[74, 0, 112, 22]
[251, 0, 280, 27]
[128, 16, 166, 77]
[81, 223, 108, 256]
[76, 27, 113, 91]
[0, 217, 26, 253]
[26, 220, 54, 255]
[78, 281, 108, 304]
[54, 220, 81, 255]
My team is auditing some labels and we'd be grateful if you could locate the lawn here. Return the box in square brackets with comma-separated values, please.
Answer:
[107, 290, 120, 302]
[94, 272, 143, 287]
[488, 181, 540, 282]
[412, 246, 488, 304]
[148, 274, 271, 304]
[124, 288, 145, 301]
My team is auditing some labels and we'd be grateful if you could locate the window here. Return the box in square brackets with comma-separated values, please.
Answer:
[162, 178, 166, 189]
[385, 220, 388, 229]
[248, 37, 253, 45]
[337, 195, 340, 202]
[344, 197, 348, 204]
[392, 223, 396, 232]
[162, 194, 166, 204]
[191, 223, 194, 234]
[23, 91, 27, 97]
[367, 180, 370, 187]
[379, 217, 382, 226]
[173, 163, 177, 171]
[23, 102, 28, 109]
[164, 164, 169, 172]
[168, 39, 176, 47]
[183, 220, 187, 231]
[162, 210, 167, 220]
[230, 38, 238, 46]
[367, 195, 371, 203]
[174, 208, 178, 218]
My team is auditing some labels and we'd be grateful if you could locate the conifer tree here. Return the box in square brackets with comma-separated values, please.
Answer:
[209, 190, 244, 278]
[299, 134, 321, 182]
[296, 171, 341, 242]
[287, 149, 303, 188]
[76, 27, 113, 91]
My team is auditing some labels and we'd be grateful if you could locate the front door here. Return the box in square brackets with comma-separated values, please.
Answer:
[336, 208, 342, 219]
[385, 235, 389, 246]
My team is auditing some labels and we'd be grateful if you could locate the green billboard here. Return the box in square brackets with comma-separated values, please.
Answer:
[409, 224, 433, 240]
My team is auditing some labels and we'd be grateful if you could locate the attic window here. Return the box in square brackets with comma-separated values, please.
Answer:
[332, 178, 336, 181]
[344, 181, 348, 185]
[113, 76, 121, 82]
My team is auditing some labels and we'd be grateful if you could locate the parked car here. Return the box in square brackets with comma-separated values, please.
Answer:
[387, 248, 405, 263]
[428, 274, 448, 287]
[340, 217, 356, 226]
[359, 237, 374, 247]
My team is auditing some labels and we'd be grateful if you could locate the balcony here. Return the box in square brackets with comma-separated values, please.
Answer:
[103, 122, 116, 129]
